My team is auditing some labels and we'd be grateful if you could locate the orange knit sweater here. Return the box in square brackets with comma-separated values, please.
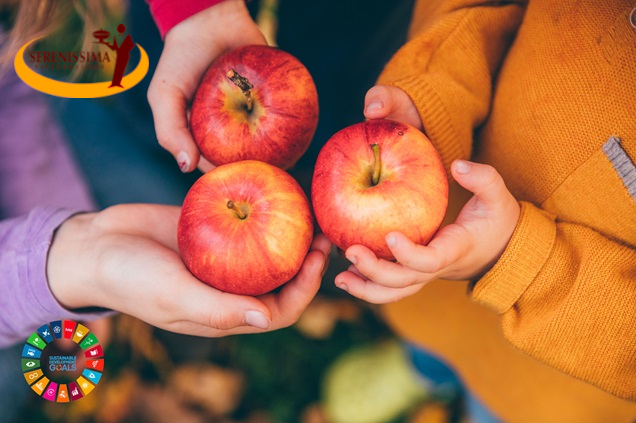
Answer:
[377, 1, 636, 421]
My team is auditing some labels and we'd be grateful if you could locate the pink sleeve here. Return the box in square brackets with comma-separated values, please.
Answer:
[147, 0, 226, 39]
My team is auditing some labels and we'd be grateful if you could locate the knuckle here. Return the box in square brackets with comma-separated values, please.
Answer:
[405, 275, 420, 288]
[92, 205, 125, 231]
[483, 165, 502, 188]
[426, 255, 445, 273]
[154, 292, 177, 316]
[206, 307, 238, 331]
[146, 83, 160, 105]
[366, 294, 389, 305]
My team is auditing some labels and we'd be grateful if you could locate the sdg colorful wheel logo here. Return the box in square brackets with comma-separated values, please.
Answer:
[22, 320, 104, 402]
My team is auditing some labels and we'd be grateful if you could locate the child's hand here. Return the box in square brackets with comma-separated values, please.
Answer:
[335, 160, 520, 304]
[47, 205, 331, 336]
[364, 85, 423, 130]
[148, 0, 266, 173]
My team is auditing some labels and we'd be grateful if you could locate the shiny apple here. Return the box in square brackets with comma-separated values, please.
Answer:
[178, 160, 314, 295]
[311, 119, 448, 260]
[190, 45, 319, 169]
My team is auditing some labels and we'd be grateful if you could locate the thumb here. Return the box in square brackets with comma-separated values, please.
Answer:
[183, 284, 273, 330]
[363, 85, 423, 129]
[148, 82, 201, 173]
[451, 160, 510, 205]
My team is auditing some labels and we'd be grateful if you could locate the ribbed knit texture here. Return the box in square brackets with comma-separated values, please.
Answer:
[379, 0, 636, 420]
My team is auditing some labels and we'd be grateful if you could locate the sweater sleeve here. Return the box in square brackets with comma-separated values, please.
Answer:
[376, 0, 526, 175]
[146, 0, 226, 39]
[0, 208, 114, 348]
[471, 202, 636, 400]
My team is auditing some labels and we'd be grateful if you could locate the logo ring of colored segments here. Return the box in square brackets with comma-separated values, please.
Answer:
[21, 320, 104, 402]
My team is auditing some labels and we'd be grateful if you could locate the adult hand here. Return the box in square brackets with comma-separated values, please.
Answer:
[47, 204, 331, 336]
[147, 0, 266, 173]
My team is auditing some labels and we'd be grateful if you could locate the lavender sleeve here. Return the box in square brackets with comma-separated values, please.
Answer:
[0, 208, 113, 348]
[0, 68, 113, 348]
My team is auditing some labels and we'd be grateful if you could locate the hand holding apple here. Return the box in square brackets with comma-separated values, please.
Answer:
[312, 119, 448, 260]
[148, 0, 267, 173]
[178, 160, 315, 295]
[364, 84, 423, 130]
[336, 160, 521, 304]
[190, 45, 319, 170]
[47, 204, 332, 336]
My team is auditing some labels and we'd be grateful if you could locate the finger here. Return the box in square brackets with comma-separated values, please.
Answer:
[179, 235, 331, 336]
[344, 244, 423, 288]
[197, 156, 217, 173]
[147, 82, 200, 172]
[363, 85, 423, 129]
[451, 160, 510, 205]
[261, 249, 326, 329]
[335, 269, 424, 304]
[175, 270, 273, 331]
[310, 233, 333, 258]
[259, 234, 330, 327]
[386, 228, 471, 274]
[94, 205, 182, 252]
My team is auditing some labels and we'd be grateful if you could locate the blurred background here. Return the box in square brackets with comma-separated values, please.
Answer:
[2, 0, 464, 421]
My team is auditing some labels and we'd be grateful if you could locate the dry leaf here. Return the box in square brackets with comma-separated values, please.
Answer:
[302, 403, 329, 423]
[296, 297, 361, 339]
[136, 384, 205, 423]
[168, 363, 244, 417]
[95, 370, 141, 423]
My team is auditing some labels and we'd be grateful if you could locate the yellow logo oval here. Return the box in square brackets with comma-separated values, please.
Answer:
[14, 37, 149, 98]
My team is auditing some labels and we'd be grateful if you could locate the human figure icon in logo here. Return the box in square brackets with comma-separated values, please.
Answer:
[102, 24, 134, 88]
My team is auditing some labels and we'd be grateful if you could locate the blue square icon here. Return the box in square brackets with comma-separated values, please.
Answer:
[50, 320, 63, 339]
[22, 345, 42, 359]
[81, 369, 102, 385]
[37, 324, 54, 343]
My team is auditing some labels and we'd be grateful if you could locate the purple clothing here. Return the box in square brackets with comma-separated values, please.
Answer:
[0, 68, 111, 348]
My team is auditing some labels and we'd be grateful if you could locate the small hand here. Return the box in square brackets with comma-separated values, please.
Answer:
[47, 205, 331, 336]
[364, 84, 423, 130]
[147, 0, 266, 173]
[335, 160, 520, 304]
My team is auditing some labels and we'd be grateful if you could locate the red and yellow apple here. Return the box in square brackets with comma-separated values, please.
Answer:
[178, 160, 314, 295]
[311, 119, 448, 260]
[190, 45, 319, 169]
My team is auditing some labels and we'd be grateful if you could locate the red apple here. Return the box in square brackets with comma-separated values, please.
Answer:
[178, 160, 314, 295]
[190, 45, 319, 169]
[311, 119, 448, 260]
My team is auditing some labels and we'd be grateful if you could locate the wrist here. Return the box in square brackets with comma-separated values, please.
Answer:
[47, 212, 100, 311]
[164, 0, 249, 44]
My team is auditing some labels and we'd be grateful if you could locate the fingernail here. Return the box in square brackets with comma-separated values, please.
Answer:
[346, 254, 358, 265]
[454, 160, 471, 174]
[177, 151, 190, 173]
[366, 101, 384, 113]
[386, 234, 397, 247]
[245, 310, 271, 329]
[336, 281, 348, 292]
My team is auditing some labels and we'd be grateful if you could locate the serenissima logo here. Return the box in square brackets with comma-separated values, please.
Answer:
[14, 24, 148, 98]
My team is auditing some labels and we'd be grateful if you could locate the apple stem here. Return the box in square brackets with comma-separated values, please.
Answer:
[227, 200, 247, 219]
[227, 69, 253, 112]
[371, 143, 381, 185]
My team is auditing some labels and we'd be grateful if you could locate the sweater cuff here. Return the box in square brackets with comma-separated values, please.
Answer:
[148, 0, 226, 39]
[471, 202, 557, 313]
[0, 208, 113, 348]
[376, 74, 468, 177]
[25, 209, 114, 322]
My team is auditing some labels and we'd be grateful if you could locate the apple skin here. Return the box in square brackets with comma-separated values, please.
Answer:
[190, 45, 319, 170]
[178, 160, 314, 296]
[311, 119, 448, 261]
